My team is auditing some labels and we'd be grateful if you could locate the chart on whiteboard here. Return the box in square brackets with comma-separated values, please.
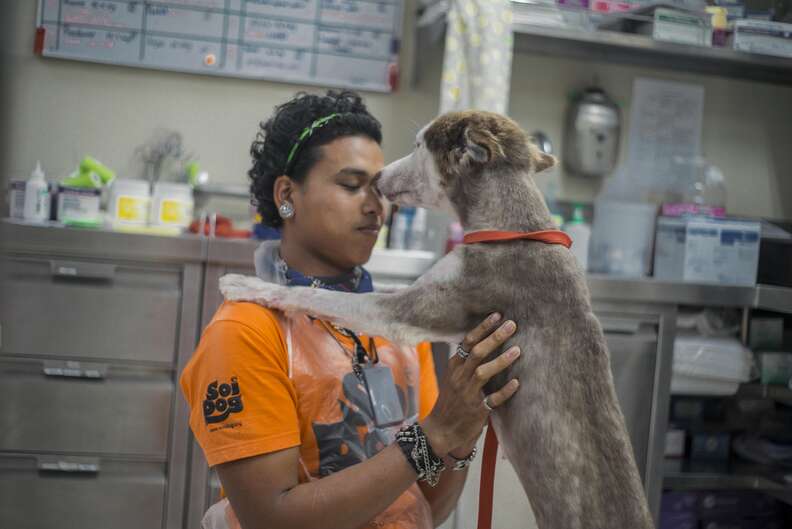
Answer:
[36, 0, 403, 92]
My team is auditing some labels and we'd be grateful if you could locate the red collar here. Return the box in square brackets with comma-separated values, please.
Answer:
[463, 229, 572, 248]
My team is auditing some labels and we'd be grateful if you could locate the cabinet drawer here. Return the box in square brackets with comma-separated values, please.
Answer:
[0, 454, 166, 529]
[0, 358, 172, 457]
[0, 256, 181, 364]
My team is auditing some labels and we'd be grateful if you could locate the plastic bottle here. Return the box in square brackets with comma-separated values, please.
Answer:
[389, 209, 410, 250]
[23, 161, 50, 222]
[408, 208, 427, 251]
[445, 222, 464, 254]
[564, 205, 591, 272]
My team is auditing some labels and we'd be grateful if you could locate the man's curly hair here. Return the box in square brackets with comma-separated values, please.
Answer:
[249, 90, 383, 227]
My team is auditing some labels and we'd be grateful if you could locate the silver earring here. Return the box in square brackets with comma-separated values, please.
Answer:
[278, 201, 294, 219]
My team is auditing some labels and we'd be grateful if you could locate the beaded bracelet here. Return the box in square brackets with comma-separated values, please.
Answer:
[448, 446, 478, 471]
[395, 423, 446, 487]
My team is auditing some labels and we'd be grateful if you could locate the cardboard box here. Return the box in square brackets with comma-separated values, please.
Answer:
[734, 19, 792, 59]
[654, 217, 760, 285]
[653, 8, 712, 46]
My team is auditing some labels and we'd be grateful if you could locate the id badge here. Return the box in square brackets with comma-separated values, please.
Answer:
[360, 364, 405, 428]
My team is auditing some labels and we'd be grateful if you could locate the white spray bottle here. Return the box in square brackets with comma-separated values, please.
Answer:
[23, 161, 50, 222]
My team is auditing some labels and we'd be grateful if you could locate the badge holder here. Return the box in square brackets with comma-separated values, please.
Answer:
[352, 338, 404, 428]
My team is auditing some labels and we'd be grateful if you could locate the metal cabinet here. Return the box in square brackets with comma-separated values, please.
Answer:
[0, 256, 181, 365]
[591, 297, 677, 527]
[0, 454, 167, 529]
[0, 358, 173, 456]
[0, 221, 203, 529]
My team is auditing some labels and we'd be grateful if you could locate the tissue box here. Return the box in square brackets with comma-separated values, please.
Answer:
[654, 217, 760, 285]
[734, 19, 792, 59]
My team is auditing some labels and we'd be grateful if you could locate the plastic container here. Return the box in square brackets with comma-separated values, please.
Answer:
[57, 185, 102, 228]
[589, 200, 657, 277]
[23, 161, 50, 223]
[8, 180, 27, 219]
[663, 156, 727, 218]
[109, 179, 150, 226]
[150, 182, 194, 228]
[563, 205, 591, 271]
[707, 6, 731, 46]
[670, 336, 753, 396]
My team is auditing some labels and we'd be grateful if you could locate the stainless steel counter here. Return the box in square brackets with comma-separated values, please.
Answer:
[6, 220, 788, 312]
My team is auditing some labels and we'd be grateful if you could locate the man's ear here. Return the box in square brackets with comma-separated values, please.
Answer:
[274, 175, 296, 207]
[460, 126, 505, 165]
[530, 144, 557, 173]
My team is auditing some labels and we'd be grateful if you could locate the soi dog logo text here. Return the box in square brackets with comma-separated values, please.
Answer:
[203, 377, 243, 424]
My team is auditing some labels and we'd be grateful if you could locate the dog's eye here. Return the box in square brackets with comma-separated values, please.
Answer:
[415, 141, 421, 149]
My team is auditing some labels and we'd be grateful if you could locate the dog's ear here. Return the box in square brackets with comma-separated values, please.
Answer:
[460, 126, 505, 165]
[530, 144, 557, 173]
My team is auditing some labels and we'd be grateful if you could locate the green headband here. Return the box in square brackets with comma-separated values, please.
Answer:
[285, 113, 340, 173]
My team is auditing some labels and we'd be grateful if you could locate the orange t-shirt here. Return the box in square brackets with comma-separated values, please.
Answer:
[180, 301, 439, 527]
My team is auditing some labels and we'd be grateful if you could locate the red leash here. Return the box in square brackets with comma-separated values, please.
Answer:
[477, 420, 499, 529]
[464, 228, 572, 529]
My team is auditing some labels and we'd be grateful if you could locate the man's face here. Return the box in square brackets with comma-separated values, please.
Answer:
[287, 135, 386, 272]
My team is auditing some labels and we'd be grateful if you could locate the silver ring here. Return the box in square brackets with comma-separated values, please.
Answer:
[455, 343, 470, 360]
[483, 396, 494, 412]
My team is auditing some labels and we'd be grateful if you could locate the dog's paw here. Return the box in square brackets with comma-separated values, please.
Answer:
[219, 274, 286, 308]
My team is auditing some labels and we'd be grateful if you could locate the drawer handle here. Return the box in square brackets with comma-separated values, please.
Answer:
[50, 260, 116, 281]
[43, 361, 107, 379]
[38, 459, 100, 474]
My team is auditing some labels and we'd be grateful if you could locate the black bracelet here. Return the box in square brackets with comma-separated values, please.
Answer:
[395, 423, 445, 487]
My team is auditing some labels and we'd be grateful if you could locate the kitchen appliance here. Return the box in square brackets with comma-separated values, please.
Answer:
[563, 87, 621, 178]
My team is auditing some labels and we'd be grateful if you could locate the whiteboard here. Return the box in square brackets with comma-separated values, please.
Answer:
[36, 0, 403, 92]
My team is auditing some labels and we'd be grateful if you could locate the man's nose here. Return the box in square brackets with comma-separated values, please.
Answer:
[363, 185, 385, 216]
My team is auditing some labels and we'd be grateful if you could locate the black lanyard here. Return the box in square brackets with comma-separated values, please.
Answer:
[319, 320, 379, 375]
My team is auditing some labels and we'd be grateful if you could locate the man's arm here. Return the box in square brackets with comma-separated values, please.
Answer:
[418, 441, 477, 527]
[217, 423, 452, 529]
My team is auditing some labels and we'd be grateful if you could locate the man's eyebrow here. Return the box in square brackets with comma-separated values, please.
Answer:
[334, 167, 373, 179]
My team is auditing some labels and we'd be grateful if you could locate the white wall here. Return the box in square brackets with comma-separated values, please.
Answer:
[2, 0, 791, 221]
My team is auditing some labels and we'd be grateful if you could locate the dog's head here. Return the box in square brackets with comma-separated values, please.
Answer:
[378, 111, 556, 220]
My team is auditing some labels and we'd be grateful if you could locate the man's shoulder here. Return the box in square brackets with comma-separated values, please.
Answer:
[211, 300, 282, 331]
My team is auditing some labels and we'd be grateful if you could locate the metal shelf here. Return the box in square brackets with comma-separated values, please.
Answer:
[511, 22, 792, 85]
[754, 285, 792, 315]
[417, 1, 792, 86]
[663, 460, 792, 503]
[737, 383, 792, 406]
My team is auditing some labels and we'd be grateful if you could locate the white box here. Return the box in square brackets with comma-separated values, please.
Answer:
[734, 19, 792, 59]
[654, 217, 760, 285]
[653, 8, 712, 47]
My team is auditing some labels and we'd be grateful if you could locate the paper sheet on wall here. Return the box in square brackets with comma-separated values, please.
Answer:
[616, 78, 705, 201]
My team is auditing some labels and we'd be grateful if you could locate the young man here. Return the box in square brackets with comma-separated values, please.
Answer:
[180, 90, 521, 529]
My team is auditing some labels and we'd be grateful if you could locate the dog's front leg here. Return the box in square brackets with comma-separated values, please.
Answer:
[220, 251, 468, 345]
